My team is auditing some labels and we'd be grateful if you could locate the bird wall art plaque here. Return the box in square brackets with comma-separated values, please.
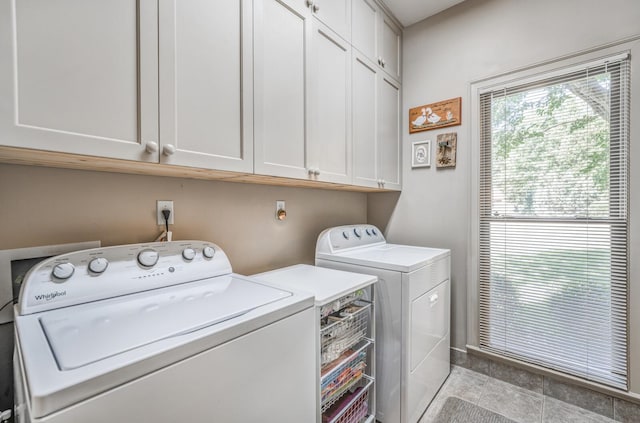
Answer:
[409, 97, 461, 133]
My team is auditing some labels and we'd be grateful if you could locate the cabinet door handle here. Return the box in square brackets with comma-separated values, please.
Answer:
[430, 293, 439, 304]
[314, 169, 320, 176]
[162, 144, 176, 156]
[306, 0, 314, 7]
[381, 58, 386, 67]
[145, 141, 159, 154]
[312, 4, 319, 12]
[378, 57, 382, 66]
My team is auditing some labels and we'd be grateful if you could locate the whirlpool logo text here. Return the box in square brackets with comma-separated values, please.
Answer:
[34, 291, 67, 301]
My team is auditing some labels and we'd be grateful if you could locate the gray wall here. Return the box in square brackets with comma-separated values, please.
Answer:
[0, 164, 367, 274]
[368, 0, 640, 392]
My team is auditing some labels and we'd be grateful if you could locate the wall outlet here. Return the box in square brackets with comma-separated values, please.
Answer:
[276, 200, 286, 221]
[157, 200, 174, 225]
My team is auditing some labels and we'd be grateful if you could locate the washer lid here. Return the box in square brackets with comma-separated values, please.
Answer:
[319, 244, 450, 273]
[40, 275, 291, 370]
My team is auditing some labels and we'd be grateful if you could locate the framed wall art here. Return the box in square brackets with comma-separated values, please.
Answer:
[436, 132, 457, 168]
[411, 140, 431, 168]
[409, 97, 461, 133]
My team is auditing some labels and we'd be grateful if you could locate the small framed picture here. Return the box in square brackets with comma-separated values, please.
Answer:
[436, 132, 457, 168]
[412, 140, 431, 168]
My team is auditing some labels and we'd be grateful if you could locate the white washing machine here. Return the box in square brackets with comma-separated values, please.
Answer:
[316, 225, 450, 423]
[14, 241, 316, 423]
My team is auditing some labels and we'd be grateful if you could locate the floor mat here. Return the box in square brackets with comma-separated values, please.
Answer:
[433, 397, 517, 423]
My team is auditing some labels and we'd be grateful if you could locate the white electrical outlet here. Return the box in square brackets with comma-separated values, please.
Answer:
[157, 200, 175, 225]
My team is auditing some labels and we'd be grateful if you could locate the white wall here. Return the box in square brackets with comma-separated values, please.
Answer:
[368, 0, 640, 391]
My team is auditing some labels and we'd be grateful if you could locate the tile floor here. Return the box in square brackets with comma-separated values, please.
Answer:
[419, 365, 616, 423]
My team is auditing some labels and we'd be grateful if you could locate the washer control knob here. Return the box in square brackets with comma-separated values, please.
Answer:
[342, 231, 350, 240]
[182, 248, 196, 261]
[137, 249, 159, 267]
[353, 228, 362, 238]
[88, 257, 109, 274]
[371, 228, 378, 236]
[365, 229, 372, 236]
[52, 263, 75, 280]
[202, 246, 215, 259]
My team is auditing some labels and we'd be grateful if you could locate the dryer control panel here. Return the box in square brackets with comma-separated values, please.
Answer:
[17, 241, 232, 315]
[316, 224, 386, 254]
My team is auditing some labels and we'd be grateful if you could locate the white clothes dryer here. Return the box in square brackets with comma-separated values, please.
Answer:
[316, 225, 450, 423]
[14, 241, 316, 423]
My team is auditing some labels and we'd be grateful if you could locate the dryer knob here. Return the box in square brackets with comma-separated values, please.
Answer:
[52, 263, 75, 280]
[137, 249, 159, 267]
[342, 231, 350, 240]
[202, 246, 215, 259]
[353, 228, 362, 238]
[182, 248, 196, 261]
[88, 257, 109, 274]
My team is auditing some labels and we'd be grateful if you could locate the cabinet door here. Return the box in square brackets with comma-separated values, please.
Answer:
[158, 0, 253, 173]
[311, 0, 351, 42]
[308, 20, 351, 185]
[379, 12, 402, 82]
[0, 0, 158, 162]
[254, 0, 312, 179]
[377, 75, 401, 190]
[351, 0, 379, 65]
[352, 52, 379, 189]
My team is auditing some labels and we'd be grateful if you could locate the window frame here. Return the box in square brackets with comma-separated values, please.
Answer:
[468, 41, 638, 391]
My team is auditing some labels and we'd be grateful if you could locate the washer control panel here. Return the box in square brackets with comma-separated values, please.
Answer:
[316, 224, 386, 254]
[17, 241, 231, 315]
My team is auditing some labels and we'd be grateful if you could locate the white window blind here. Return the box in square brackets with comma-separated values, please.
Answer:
[478, 55, 630, 389]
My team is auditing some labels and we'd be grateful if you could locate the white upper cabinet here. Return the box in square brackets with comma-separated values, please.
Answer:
[158, 0, 253, 173]
[352, 50, 401, 190]
[377, 74, 401, 190]
[0, 0, 401, 190]
[351, 0, 401, 83]
[254, 1, 353, 183]
[351, 0, 379, 64]
[352, 52, 379, 188]
[0, 0, 158, 162]
[308, 0, 351, 42]
[307, 20, 352, 184]
[254, 0, 312, 179]
[379, 13, 402, 82]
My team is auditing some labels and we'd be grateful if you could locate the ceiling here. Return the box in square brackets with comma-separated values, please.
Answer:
[382, 0, 466, 27]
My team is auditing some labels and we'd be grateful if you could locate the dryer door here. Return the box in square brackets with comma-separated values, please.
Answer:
[410, 279, 450, 370]
[406, 274, 451, 423]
